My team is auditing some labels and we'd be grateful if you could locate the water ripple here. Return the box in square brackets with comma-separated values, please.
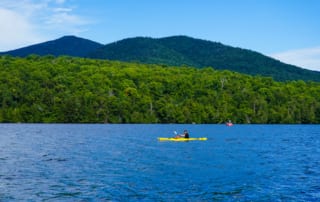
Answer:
[0, 124, 320, 201]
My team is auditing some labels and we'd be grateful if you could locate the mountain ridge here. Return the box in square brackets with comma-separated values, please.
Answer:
[89, 35, 320, 81]
[1, 35, 103, 57]
[1, 35, 319, 82]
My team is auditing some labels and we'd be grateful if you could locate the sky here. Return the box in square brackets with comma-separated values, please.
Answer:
[1, 0, 320, 71]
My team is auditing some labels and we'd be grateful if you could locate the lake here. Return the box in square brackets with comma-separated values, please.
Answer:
[0, 124, 319, 201]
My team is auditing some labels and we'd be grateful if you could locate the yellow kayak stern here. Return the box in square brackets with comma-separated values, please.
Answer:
[158, 137, 207, 141]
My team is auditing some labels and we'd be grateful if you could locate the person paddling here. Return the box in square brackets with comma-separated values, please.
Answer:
[175, 130, 189, 139]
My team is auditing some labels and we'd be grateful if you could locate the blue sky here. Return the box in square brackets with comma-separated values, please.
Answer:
[1, 0, 320, 71]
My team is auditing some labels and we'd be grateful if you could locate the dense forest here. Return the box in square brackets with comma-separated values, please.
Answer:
[1, 36, 103, 57]
[1, 55, 320, 123]
[2, 35, 320, 82]
[89, 36, 320, 82]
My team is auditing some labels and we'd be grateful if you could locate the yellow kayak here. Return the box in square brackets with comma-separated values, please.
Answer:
[158, 137, 207, 141]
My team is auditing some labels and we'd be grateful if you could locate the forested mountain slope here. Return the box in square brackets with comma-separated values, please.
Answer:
[2, 35, 319, 82]
[89, 36, 320, 82]
[88, 37, 197, 67]
[1, 36, 103, 57]
[1, 55, 319, 123]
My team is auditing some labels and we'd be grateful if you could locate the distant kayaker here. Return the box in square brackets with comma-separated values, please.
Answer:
[175, 130, 189, 138]
[226, 120, 233, 126]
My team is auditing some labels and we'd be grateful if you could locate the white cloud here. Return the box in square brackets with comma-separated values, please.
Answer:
[0, 8, 44, 51]
[0, 0, 90, 51]
[270, 47, 320, 72]
[45, 6, 90, 34]
[55, 0, 66, 4]
[53, 7, 72, 12]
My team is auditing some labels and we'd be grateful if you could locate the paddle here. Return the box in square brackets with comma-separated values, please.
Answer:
[173, 131, 183, 138]
[173, 131, 179, 138]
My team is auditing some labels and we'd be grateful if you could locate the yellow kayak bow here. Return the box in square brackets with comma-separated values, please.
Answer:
[158, 137, 207, 141]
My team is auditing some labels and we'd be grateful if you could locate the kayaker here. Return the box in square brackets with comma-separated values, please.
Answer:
[184, 130, 189, 138]
[226, 120, 233, 126]
[175, 130, 189, 138]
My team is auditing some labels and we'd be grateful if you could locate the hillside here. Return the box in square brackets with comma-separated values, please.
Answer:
[0, 36, 103, 57]
[1, 35, 320, 82]
[89, 36, 320, 82]
[88, 37, 197, 67]
[0, 55, 320, 123]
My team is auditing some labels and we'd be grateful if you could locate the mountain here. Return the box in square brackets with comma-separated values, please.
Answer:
[89, 36, 320, 82]
[1, 35, 320, 82]
[0, 36, 103, 57]
[87, 37, 197, 67]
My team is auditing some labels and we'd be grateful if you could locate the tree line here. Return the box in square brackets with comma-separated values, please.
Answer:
[0, 55, 319, 123]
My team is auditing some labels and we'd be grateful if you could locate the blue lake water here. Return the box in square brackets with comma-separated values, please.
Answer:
[0, 124, 319, 201]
